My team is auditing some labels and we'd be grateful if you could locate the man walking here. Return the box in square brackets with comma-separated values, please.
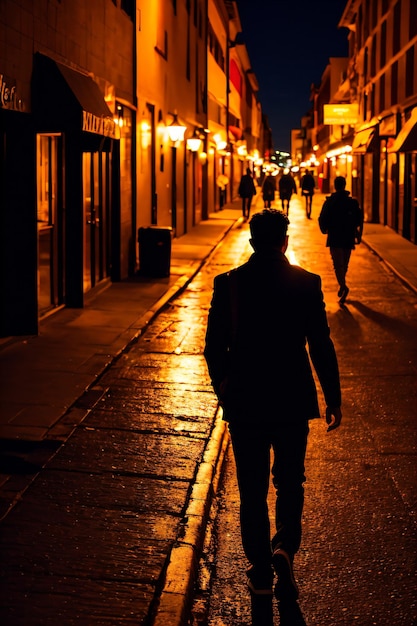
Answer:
[204, 209, 342, 605]
[318, 176, 363, 304]
[300, 169, 315, 219]
[278, 169, 297, 215]
[238, 167, 257, 220]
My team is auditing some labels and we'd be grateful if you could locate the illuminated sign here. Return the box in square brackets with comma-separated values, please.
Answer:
[323, 104, 359, 125]
[82, 110, 116, 138]
[0, 74, 24, 111]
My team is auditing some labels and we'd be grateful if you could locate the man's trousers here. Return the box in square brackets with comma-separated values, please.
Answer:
[229, 421, 309, 569]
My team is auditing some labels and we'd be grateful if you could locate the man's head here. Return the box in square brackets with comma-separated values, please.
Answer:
[249, 209, 289, 252]
[334, 176, 346, 191]
[246, 167, 252, 176]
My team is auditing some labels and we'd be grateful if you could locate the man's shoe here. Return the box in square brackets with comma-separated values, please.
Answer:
[339, 286, 349, 303]
[272, 549, 299, 601]
[246, 565, 274, 595]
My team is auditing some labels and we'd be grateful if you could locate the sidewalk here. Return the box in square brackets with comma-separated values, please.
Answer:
[1, 192, 417, 481]
[1, 193, 417, 625]
[0, 202, 243, 445]
[2, 194, 416, 444]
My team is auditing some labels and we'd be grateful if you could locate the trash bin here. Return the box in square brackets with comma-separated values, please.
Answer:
[138, 226, 173, 277]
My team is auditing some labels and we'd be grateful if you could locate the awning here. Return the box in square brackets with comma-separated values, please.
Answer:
[351, 126, 378, 153]
[228, 125, 243, 140]
[389, 109, 417, 152]
[32, 53, 116, 138]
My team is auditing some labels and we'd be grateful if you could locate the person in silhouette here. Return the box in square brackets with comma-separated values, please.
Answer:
[238, 167, 257, 220]
[318, 176, 363, 304]
[300, 169, 315, 219]
[262, 173, 276, 208]
[278, 169, 297, 214]
[204, 209, 342, 602]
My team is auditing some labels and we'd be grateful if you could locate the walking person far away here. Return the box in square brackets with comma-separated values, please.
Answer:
[300, 169, 315, 219]
[318, 176, 364, 304]
[238, 167, 257, 221]
[204, 209, 342, 612]
[278, 168, 297, 215]
[262, 173, 276, 208]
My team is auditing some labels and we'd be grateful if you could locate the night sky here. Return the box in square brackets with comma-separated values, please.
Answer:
[235, 0, 350, 152]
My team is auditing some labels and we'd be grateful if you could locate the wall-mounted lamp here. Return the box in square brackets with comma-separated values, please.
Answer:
[140, 120, 151, 149]
[187, 128, 203, 152]
[167, 113, 187, 144]
[213, 133, 227, 151]
[114, 103, 124, 128]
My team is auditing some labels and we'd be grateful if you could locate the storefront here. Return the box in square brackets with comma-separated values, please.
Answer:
[388, 108, 417, 244]
[32, 53, 118, 310]
[351, 122, 379, 223]
[0, 53, 120, 337]
[0, 76, 37, 336]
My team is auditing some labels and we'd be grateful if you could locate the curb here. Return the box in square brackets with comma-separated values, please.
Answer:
[361, 239, 417, 296]
[152, 408, 229, 626]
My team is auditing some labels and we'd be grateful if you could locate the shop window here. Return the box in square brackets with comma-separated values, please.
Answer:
[37, 134, 61, 313]
[391, 61, 398, 107]
[405, 47, 415, 98]
[379, 73, 386, 112]
[380, 21, 386, 68]
[392, 1, 401, 55]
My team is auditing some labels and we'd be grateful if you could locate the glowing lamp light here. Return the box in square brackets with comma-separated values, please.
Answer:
[213, 133, 227, 151]
[187, 137, 201, 151]
[141, 120, 151, 149]
[167, 113, 187, 143]
[186, 129, 202, 152]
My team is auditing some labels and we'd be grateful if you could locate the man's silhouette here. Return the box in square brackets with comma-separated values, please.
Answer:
[205, 209, 342, 602]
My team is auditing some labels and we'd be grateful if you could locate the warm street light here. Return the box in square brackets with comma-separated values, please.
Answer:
[167, 113, 187, 144]
[187, 128, 203, 152]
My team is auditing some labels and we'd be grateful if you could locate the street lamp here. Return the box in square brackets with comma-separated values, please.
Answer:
[167, 113, 187, 144]
[187, 128, 203, 152]
[167, 113, 187, 233]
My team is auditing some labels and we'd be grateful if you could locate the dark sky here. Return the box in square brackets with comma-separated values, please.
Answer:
[235, 0, 349, 152]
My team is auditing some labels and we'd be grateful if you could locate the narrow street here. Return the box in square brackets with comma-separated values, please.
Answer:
[1, 192, 416, 625]
[191, 193, 417, 625]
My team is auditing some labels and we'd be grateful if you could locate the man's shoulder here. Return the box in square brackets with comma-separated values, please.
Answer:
[289, 263, 320, 283]
[214, 266, 244, 284]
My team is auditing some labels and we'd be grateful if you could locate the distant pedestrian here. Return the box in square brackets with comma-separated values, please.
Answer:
[318, 176, 364, 304]
[238, 168, 257, 220]
[262, 173, 276, 208]
[278, 169, 297, 214]
[204, 208, 342, 607]
[217, 173, 229, 209]
[300, 169, 315, 219]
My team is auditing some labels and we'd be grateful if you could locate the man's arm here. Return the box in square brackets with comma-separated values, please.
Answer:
[204, 274, 231, 400]
[355, 200, 364, 243]
[318, 200, 329, 234]
[306, 275, 342, 429]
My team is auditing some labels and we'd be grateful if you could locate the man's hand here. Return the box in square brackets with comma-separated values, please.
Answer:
[325, 406, 342, 432]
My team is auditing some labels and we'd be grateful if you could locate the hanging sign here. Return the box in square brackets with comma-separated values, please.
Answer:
[323, 104, 359, 125]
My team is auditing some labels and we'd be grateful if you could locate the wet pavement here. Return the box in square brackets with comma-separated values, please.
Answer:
[1, 192, 417, 625]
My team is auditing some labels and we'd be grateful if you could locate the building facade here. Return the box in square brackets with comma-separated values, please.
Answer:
[296, 0, 417, 245]
[1, 0, 136, 335]
[0, 0, 268, 337]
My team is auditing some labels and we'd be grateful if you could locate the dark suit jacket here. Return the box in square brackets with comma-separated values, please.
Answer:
[204, 250, 341, 427]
